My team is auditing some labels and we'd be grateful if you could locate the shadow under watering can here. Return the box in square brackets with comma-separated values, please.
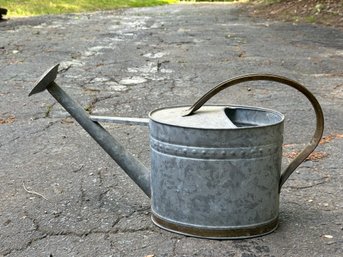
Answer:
[29, 64, 324, 239]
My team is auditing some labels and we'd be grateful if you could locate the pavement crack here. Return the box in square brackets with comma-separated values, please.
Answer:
[84, 95, 114, 114]
[111, 217, 122, 228]
[115, 227, 155, 234]
[172, 238, 179, 256]
[3, 211, 50, 256]
[0, 135, 20, 148]
[96, 167, 104, 186]
[29, 120, 59, 136]
[44, 102, 56, 118]
[77, 177, 87, 211]
[289, 176, 330, 190]
[169, 79, 176, 94]
[97, 188, 110, 208]
[0, 120, 58, 149]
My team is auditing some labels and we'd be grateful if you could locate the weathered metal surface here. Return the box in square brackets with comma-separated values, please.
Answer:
[29, 67, 151, 197]
[182, 74, 325, 190]
[30, 66, 324, 239]
[149, 106, 284, 239]
[28, 64, 59, 96]
[150, 106, 237, 129]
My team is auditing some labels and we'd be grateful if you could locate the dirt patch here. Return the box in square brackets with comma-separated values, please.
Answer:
[0, 113, 15, 124]
[246, 0, 343, 30]
[320, 133, 343, 144]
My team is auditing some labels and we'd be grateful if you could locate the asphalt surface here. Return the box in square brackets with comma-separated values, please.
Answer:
[0, 3, 342, 257]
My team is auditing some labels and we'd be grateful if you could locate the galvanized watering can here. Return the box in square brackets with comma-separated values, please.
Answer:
[30, 64, 324, 239]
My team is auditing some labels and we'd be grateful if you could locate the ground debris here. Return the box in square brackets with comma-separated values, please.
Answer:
[247, 0, 343, 29]
[320, 133, 343, 144]
[23, 182, 48, 201]
[283, 151, 328, 161]
[0, 113, 15, 124]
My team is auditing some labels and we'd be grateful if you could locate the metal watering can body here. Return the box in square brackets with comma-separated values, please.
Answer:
[30, 64, 324, 239]
[149, 105, 284, 238]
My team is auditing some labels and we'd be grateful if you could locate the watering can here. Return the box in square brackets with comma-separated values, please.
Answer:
[30, 64, 324, 239]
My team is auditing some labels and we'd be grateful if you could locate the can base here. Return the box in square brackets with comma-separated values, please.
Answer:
[151, 214, 279, 239]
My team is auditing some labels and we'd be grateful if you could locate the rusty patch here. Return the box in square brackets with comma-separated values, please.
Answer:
[283, 151, 299, 159]
[0, 114, 15, 125]
[283, 143, 297, 148]
[307, 151, 328, 161]
[283, 151, 328, 161]
[320, 133, 343, 144]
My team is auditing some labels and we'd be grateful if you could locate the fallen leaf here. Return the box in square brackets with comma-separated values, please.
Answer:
[0, 114, 15, 125]
[320, 134, 336, 144]
[283, 151, 328, 161]
[282, 143, 297, 148]
[61, 117, 74, 124]
[283, 151, 299, 159]
[307, 151, 328, 161]
[320, 133, 343, 144]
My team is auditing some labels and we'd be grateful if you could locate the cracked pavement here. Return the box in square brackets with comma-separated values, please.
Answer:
[0, 3, 342, 257]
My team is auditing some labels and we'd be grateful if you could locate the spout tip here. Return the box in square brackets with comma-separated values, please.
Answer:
[29, 64, 60, 96]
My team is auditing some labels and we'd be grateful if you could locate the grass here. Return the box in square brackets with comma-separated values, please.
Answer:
[0, 0, 178, 17]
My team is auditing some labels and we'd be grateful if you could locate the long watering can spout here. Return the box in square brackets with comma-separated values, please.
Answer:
[29, 64, 151, 198]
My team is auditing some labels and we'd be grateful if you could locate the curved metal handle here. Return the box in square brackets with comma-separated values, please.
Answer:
[184, 74, 324, 191]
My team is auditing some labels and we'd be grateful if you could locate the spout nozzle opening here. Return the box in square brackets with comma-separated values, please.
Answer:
[29, 64, 60, 96]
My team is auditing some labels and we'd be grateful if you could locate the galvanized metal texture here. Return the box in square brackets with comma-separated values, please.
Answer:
[30, 65, 324, 240]
[151, 214, 279, 239]
[149, 105, 284, 239]
[29, 64, 59, 96]
[150, 106, 237, 129]
[183, 74, 324, 191]
[29, 65, 151, 197]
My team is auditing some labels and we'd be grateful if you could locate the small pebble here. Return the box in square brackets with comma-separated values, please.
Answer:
[323, 235, 333, 239]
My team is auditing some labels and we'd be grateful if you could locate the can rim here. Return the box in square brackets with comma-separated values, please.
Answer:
[151, 212, 279, 239]
[149, 104, 285, 130]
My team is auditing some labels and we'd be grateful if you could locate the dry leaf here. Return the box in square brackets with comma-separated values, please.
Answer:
[61, 117, 74, 124]
[0, 114, 15, 125]
[283, 151, 328, 161]
[307, 151, 328, 161]
[320, 133, 343, 144]
[283, 151, 299, 159]
[320, 134, 336, 144]
[282, 143, 297, 148]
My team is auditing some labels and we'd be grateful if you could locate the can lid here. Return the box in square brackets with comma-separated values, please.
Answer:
[149, 106, 237, 129]
[149, 105, 284, 129]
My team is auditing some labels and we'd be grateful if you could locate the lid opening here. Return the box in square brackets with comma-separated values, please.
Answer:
[224, 107, 283, 128]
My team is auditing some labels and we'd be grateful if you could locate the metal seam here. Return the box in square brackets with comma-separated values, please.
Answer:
[150, 137, 281, 159]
